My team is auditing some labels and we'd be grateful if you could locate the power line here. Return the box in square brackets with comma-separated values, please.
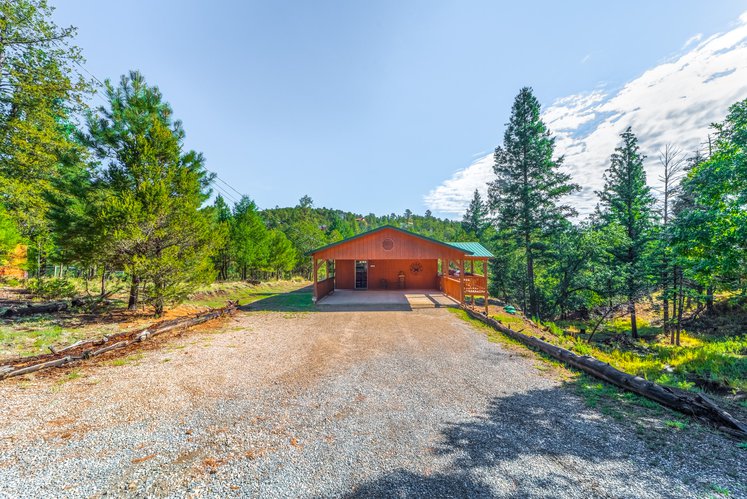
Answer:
[17, 6, 253, 205]
[215, 175, 245, 199]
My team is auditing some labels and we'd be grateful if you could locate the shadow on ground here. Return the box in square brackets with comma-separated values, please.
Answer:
[344, 385, 738, 498]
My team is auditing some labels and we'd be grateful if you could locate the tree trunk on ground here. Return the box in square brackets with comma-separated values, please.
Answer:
[706, 285, 714, 315]
[100, 266, 106, 297]
[462, 307, 747, 440]
[128, 275, 140, 310]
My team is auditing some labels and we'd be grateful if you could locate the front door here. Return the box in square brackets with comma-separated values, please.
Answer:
[355, 260, 368, 289]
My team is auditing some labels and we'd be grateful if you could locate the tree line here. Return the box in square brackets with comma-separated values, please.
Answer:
[463, 87, 747, 344]
[0, 1, 469, 315]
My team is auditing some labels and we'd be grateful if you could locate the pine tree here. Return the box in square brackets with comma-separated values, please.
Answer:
[266, 229, 296, 279]
[489, 87, 579, 319]
[0, 1, 91, 275]
[596, 127, 656, 338]
[462, 189, 489, 239]
[212, 195, 232, 280]
[83, 71, 218, 316]
[231, 196, 269, 280]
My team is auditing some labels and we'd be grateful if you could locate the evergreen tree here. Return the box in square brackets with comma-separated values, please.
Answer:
[596, 127, 656, 338]
[83, 71, 218, 315]
[0, 0, 91, 275]
[266, 229, 296, 279]
[231, 196, 269, 280]
[462, 189, 489, 239]
[212, 195, 232, 280]
[489, 87, 579, 319]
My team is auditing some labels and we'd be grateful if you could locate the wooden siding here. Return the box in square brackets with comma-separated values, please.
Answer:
[334, 259, 439, 290]
[368, 259, 438, 290]
[313, 227, 466, 261]
[316, 277, 334, 299]
[335, 259, 355, 289]
[441, 275, 462, 302]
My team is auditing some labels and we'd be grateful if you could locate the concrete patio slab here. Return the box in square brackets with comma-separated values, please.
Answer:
[316, 289, 458, 310]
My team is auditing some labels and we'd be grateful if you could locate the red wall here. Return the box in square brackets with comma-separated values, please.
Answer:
[335, 259, 355, 289]
[314, 227, 465, 261]
[334, 259, 438, 290]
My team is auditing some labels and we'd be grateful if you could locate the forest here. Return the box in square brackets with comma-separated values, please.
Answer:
[0, 1, 470, 316]
[1, 0, 746, 340]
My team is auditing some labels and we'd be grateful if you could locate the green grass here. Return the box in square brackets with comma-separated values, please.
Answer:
[565, 333, 747, 392]
[0, 318, 88, 358]
[186, 280, 311, 309]
[57, 369, 82, 384]
[449, 308, 526, 351]
[573, 374, 663, 417]
[709, 483, 731, 496]
[109, 353, 144, 366]
[664, 419, 688, 430]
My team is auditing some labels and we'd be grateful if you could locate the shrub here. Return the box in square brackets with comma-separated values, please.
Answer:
[27, 278, 77, 300]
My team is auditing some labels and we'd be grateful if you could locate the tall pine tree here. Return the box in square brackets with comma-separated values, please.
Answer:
[489, 87, 579, 319]
[83, 71, 218, 316]
[462, 189, 489, 239]
[596, 127, 656, 338]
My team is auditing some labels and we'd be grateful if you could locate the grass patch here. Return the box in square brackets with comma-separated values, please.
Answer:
[109, 353, 144, 366]
[709, 483, 731, 496]
[565, 333, 747, 392]
[0, 318, 88, 358]
[186, 280, 311, 309]
[56, 369, 82, 384]
[664, 419, 688, 430]
[449, 308, 525, 350]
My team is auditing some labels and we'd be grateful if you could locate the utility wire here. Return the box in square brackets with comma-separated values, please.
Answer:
[17, 7, 252, 205]
[215, 175, 245, 199]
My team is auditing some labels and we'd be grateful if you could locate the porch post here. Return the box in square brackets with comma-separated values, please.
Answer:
[458, 258, 465, 305]
[326, 260, 332, 291]
[483, 258, 489, 315]
[312, 257, 318, 302]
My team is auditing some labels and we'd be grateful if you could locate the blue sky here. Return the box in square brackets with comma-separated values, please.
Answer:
[54, 1, 747, 218]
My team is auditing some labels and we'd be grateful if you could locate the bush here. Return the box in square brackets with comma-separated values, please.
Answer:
[27, 278, 77, 300]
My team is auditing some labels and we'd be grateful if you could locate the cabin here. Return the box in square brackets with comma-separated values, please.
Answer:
[308, 226, 493, 311]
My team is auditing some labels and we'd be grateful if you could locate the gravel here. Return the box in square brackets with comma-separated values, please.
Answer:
[0, 308, 744, 498]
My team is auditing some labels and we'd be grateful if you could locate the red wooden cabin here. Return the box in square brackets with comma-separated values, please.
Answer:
[308, 226, 493, 311]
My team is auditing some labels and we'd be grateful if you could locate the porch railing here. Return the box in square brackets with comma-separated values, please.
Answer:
[316, 277, 334, 300]
[463, 275, 487, 294]
[440, 275, 462, 302]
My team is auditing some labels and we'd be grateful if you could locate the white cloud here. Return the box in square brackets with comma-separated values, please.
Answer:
[682, 33, 702, 49]
[425, 12, 747, 218]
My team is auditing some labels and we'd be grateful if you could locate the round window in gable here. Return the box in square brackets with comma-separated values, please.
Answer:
[382, 238, 394, 250]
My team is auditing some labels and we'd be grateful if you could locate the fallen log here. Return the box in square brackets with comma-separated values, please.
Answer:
[6, 356, 74, 377]
[0, 301, 238, 381]
[1, 301, 69, 318]
[461, 306, 747, 440]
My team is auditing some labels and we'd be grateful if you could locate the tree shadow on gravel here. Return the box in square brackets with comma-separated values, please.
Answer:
[345, 385, 737, 498]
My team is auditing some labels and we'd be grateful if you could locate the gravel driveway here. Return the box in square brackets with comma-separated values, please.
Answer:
[0, 308, 744, 498]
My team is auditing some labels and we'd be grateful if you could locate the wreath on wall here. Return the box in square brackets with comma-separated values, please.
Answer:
[409, 262, 423, 274]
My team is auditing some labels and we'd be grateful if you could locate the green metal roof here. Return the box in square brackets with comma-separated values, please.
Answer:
[446, 241, 495, 258]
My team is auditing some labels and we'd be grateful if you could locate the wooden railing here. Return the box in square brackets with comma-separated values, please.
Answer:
[316, 277, 335, 301]
[463, 275, 487, 294]
[441, 275, 462, 303]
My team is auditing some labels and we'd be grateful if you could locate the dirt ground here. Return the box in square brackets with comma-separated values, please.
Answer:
[0, 307, 744, 498]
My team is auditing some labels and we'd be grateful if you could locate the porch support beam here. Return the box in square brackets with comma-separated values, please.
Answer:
[312, 257, 318, 302]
